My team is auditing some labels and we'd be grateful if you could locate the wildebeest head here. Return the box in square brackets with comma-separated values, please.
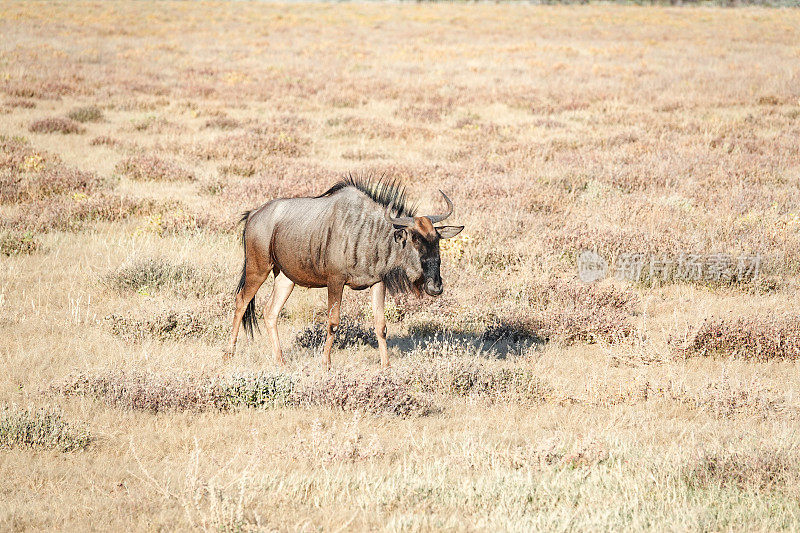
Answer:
[385, 191, 463, 296]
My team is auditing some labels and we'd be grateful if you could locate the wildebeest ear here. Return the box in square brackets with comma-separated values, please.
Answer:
[393, 228, 408, 245]
[436, 226, 464, 239]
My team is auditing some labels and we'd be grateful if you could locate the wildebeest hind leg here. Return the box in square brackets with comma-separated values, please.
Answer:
[225, 267, 269, 360]
[264, 272, 294, 365]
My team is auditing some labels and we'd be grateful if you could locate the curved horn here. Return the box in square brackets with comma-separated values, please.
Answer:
[384, 208, 414, 228]
[425, 190, 453, 224]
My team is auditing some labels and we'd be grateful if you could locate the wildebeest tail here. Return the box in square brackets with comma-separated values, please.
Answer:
[236, 210, 259, 337]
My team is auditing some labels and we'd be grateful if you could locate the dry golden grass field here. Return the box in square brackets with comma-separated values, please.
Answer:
[2, 1, 800, 530]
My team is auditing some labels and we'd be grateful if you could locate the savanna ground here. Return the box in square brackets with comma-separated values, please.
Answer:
[1, 1, 800, 530]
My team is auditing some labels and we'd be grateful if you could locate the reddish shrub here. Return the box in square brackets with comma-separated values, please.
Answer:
[115, 154, 195, 182]
[204, 116, 241, 130]
[1, 166, 104, 204]
[680, 314, 800, 361]
[29, 117, 85, 134]
[0, 137, 104, 204]
[6, 193, 158, 232]
[5, 99, 36, 109]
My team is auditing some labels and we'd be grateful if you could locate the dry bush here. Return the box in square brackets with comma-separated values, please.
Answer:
[89, 135, 120, 147]
[394, 358, 554, 404]
[686, 448, 799, 491]
[1, 135, 50, 172]
[680, 314, 800, 361]
[479, 280, 639, 346]
[194, 130, 309, 176]
[394, 104, 445, 123]
[28, 117, 85, 134]
[104, 295, 228, 342]
[135, 207, 235, 236]
[115, 154, 195, 182]
[57, 372, 224, 413]
[296, 369, 434, 417]
[294, 317, 378, 350]
[55, 370, 433, 417]
[525, 280, 639, 314]
[482, 309, 632, 346]
[0, 137, 105, 203]
[539, 308, 633, 345]
[0, 230, 41, 256]
[340, 149, 388, 161]
[481, 320, 547, 344]
[406, 315, 480, 339]
[6, 193, 157, 233]
[326, 115, 434, 141]
[105, 306, 226, 343]
[5, 99, 36, 109]
[469, 249, 525, 272]
[0, 405, 91, 452]
[210, 161, 338, 204]
[496, 439, 610, 471]
[574, 378, 792, 419]
[218, 373, 296, 409]
[130, 116, 184, 133]
[103, 257, 224, 298]
[283, 414, 383, 465]
[677, 379, 789, 419]
[1, 166, 104, 205]
[4, 79, 80, 99]
[204, 116, 241, 130]
[0, 136, 157, 232]
[67, 105, 103, 123]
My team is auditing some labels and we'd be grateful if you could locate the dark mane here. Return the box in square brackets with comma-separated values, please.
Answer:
[317, 174, 417, 217]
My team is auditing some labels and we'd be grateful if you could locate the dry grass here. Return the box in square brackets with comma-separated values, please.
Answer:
[2, 1, 800, 530]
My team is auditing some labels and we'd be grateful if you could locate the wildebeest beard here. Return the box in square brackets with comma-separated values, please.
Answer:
[382, 267, 422, 296]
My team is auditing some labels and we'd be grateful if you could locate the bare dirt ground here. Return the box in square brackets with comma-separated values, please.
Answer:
[2, 2, 800, 530]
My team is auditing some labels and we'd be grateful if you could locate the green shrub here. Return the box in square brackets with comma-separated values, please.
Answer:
[0, 231, 41, 256]
[0, 405, 92, 452]
[67, 105, 103, 123]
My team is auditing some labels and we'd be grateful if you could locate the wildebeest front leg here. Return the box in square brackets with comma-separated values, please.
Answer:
[322, 280, 344, 370]
[264, 272, 294, 366]
[371, 282, 389, 367]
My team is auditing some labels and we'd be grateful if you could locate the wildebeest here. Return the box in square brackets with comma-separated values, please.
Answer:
[225, 176, 463, 368]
